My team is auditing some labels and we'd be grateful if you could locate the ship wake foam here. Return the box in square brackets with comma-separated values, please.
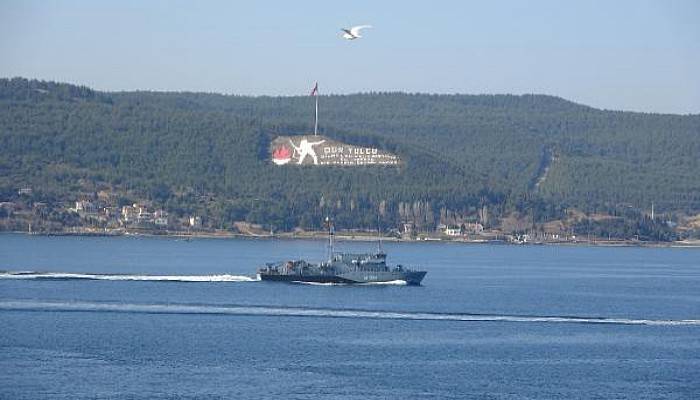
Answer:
[0, 271, 259, 282]
[359, 280, 407, 286]
[1, 300, 698, 327]
[292, 281, 348, 286]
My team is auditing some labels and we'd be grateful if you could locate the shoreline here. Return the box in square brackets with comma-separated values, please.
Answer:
[3, 230, 700, 248]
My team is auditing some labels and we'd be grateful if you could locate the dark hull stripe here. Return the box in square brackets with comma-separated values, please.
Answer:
[259, 274, 356, 284]
[259, 272, 426, 285]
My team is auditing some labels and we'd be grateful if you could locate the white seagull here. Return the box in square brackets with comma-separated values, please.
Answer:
[341, 25, 372, 40]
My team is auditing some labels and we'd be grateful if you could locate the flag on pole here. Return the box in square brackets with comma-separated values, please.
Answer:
[311, 82, 319, 135]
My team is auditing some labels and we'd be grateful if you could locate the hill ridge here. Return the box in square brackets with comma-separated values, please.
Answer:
[1, 77, 699, 238]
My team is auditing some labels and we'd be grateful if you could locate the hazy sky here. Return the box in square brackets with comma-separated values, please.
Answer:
[1, 0, 699, 114]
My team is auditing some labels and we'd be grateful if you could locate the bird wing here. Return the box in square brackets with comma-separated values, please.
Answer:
[349, 25, 372, 36]
[341, 28, 353, 35]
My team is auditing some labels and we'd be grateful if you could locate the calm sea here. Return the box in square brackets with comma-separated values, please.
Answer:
[1, 234, 699, 399]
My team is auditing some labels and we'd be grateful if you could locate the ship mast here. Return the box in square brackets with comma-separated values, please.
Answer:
[376, 218, 383, 253]
[325, 216, 334, 262]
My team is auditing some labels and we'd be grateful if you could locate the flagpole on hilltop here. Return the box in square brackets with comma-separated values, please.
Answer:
[311, 82, 319, 136]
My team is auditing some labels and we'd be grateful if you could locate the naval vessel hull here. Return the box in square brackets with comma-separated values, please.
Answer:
[259, 270, 427, 285]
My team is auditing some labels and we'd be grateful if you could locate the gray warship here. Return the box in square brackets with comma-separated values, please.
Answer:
[257, 221, 427, 285]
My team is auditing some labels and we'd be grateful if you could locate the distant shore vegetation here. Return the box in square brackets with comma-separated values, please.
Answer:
[1, 77, 699, 242]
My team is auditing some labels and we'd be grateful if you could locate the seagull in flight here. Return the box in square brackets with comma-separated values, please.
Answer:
[341, 25, 372, 40]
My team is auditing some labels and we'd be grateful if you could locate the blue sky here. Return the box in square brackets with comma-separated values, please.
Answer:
[1, 0, 698, 114]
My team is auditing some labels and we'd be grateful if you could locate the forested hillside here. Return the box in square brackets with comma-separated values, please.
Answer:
[1, 77, 699, 235]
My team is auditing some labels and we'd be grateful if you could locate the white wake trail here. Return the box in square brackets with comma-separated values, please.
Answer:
[0, 271, 259, 282]
[359, 280, 407, 286]
[1, 300, 698, 327]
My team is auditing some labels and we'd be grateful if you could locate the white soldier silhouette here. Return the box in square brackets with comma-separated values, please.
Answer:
[290, 138, 325, 164]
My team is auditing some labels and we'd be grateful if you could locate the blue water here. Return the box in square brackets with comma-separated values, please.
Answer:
[1, 234, 699, 399]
